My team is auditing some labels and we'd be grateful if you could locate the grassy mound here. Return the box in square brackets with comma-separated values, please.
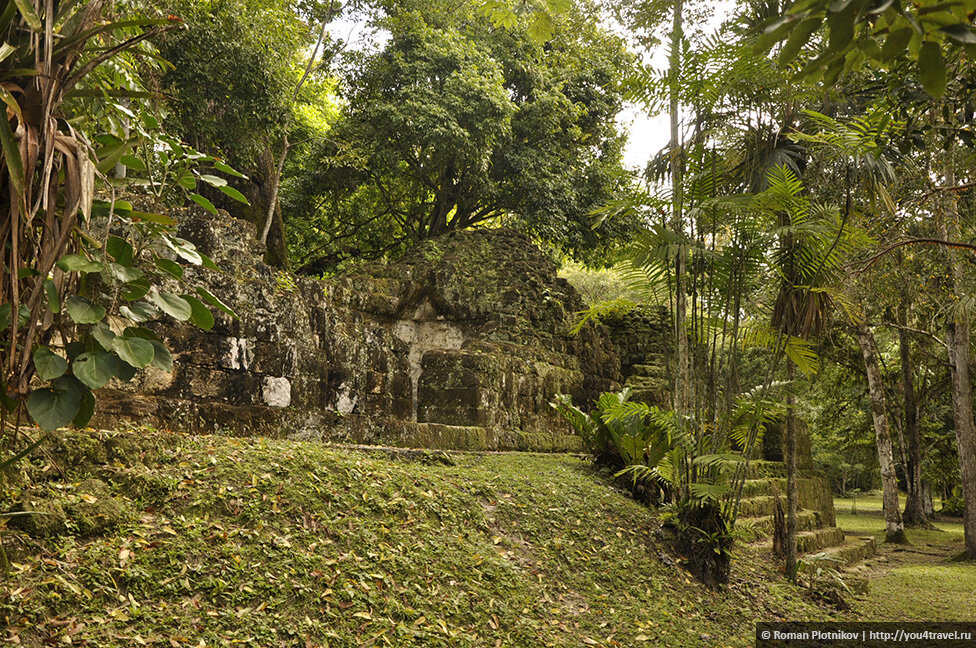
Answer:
[2, 430, 832, 647]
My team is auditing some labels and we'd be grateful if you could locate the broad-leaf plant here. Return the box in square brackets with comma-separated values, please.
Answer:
[0, 1, 243, 463]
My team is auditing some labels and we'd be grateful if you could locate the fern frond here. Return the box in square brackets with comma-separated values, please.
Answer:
[570, 298, 639, 335]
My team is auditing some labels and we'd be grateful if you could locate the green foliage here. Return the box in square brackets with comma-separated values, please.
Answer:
[942, 495, 965, 517]
[552, 388, 673, 477]
[557, 261, 646, 306]
[552, 387, 740, 586]
[0, 3, 239, 446]
[661, 498, 734, 589]
[152, 0, 310, 166]
[755, 0, 976, 97]
[476, 0, 573, 43]
[288, 1, 634, 271]
[796, 551, 851, 607]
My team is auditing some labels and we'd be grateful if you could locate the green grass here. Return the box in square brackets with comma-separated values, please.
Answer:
[832, 493, 974, 621]
[2, 429, 835, 648]
[854, 562, 976, 621]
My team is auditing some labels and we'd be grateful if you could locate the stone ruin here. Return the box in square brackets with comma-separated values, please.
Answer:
[92, 210, 844, 546]
[94, 210, 624, 451]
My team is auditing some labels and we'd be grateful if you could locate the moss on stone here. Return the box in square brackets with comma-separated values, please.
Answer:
[8, 496, 67, 537]
[65, 479, 135, 537]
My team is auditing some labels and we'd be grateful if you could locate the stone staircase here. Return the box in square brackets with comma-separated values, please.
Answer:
[622, 353, 671, 407]
[736, 462, 878, 570]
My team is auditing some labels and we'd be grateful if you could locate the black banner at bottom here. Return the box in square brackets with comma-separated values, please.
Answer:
[756, 623, 976, 648]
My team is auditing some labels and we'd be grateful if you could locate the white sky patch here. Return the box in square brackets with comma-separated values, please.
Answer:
[617, 2, 737, 171]
[619, 104, 670, 170]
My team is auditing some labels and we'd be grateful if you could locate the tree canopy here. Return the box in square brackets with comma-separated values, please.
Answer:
[286, 0, 635, 271]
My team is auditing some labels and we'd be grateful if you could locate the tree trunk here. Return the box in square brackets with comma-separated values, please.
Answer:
[946, 316, 976, 557]
[205, 148, 290, 268]
[260, 135, 289, 247]
[784, 361, 799, 580]
[941, 214, 976, 558]
[668, 0, 690, 417]
[898, 302, 928, 526]
[857, 321, 908, 544]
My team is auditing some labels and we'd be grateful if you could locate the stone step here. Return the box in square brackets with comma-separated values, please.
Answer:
[755, 526, 846, 554]
[348, 420, 583, 453]
[623, 376, 669, 390]
[797, 526, 845, 553]
[821, 536, 878, 566]
[738, 510, 823, 538]
[741, 478, 787, 498]
[744, 461, 788, 479]
[629, 363, 669, 379]
[739, 495, 775, 518]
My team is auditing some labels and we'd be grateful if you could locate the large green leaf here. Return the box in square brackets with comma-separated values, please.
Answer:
[123, 326, 163, 343]
[34, 347, 69, 381]
[182, 294, 215, 330]
[154, 256, 184, 279]
[73, 389, 97, 428]
[826, 5, 855, 54]
[120, 277, 151, 301]
[115, 360, 137, 382]
[113, 336, 155, 369]
[119, 301, 159, 323]
[940, 24, 976, 45]
[198, 173, 227, 187]
[95, 136, 137, 174]
[148, 340, 173, 372]
[778, 17, 822, 65]
[43, 279, 60, 313]
[72, 351, 119, 390]
[218, 185, 249, 205]
[196, 287, 237, 318]
[214, 160, 246, 178]
[91, 321, 117, 351]
[189, 193, 217, 215]
[918, 41, 947, 98]
[106, 236, 135, 266]
[164, 236, 204, 265]
[880, 27, 913, 61]
[65, 296, 106, 324]
[130, 211, 175, 226]
[918, 41, 946, 99]
[149, 291, 192, 321]
[105, 262, 143, 283]
[119, 154, 147, 172]
[57, 254, 103, 273]
[0, 303, 17, 331]
[122, 328, 171, 372]
[26, 387, 82, 432]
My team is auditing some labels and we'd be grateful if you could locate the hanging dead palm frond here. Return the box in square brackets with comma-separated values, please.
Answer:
[0, 2, 177, 415]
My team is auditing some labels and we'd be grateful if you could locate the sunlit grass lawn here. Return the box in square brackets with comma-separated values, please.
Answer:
[833, 492, 975, 621]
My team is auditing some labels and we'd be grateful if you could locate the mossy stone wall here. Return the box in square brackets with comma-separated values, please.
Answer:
[93, 211, 620, 452]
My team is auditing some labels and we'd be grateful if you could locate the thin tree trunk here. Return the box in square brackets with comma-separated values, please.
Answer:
[857, 321, 908, 544]
[784, 361, 799, 580]
[898, 301, 928, 526]
[260, 135, 289, 246]
[258, 15, 330, 249]
[945, 308, 976, 558]
[668, 0, 690, 417]
[938, 174, 976, 558]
